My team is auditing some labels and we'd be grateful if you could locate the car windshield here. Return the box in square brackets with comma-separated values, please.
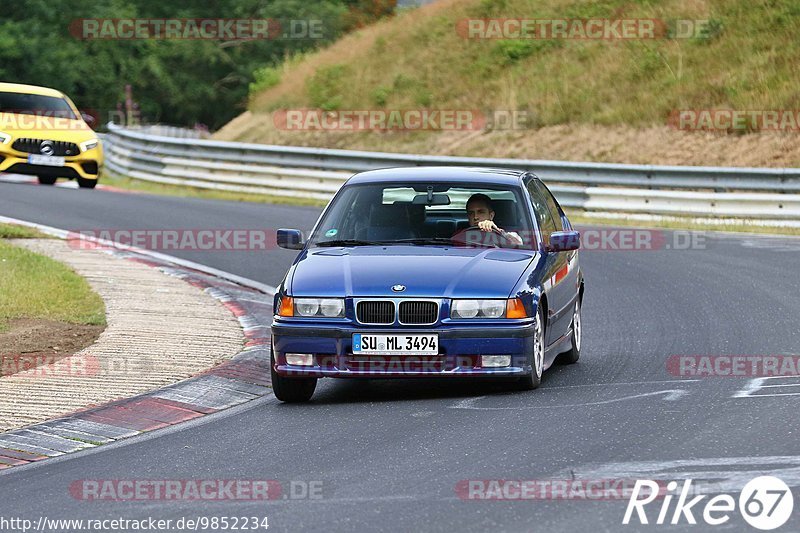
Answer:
[308, 182, 535, 249]
[0, 92, 77, 119]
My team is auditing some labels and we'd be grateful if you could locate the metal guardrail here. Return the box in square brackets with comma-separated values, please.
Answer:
[116, 124, 210, 139]
[103, 123, 800, 222]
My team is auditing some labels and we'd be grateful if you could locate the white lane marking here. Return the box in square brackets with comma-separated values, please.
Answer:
[0, 174, 36, 183]
[450, 389, 688, 410]
[739, 238, 800, 252]
[734, 376, 800, 398]
[530, 379, 700, 390]
[0, 215, 277, 295]
[561, 456, 800, 493]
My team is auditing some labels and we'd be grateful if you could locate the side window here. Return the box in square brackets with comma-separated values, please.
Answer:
[533, 180, 564, 232]
[526, 179, 556, 248]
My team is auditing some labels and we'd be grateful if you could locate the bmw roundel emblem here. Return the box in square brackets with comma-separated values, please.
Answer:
[391, 284, 406, 292]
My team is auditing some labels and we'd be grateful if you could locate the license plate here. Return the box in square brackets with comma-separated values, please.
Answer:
[28, 154, 65, 167]
[352, 333, 438, 355]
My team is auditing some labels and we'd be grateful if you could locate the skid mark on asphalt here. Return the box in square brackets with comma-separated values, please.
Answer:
[733, 376, 800, 398]
[450, 389, 689, 410]
[557, 455, 800, 494]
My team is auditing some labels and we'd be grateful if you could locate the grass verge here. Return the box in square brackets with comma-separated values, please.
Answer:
[0, 233, 106, 333]
[0, 223, 52, 239]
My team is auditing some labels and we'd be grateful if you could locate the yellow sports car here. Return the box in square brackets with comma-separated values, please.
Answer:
[0, 82, 102, 188]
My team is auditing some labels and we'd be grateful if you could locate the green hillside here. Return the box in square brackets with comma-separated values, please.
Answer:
[216, 0, 800, 167]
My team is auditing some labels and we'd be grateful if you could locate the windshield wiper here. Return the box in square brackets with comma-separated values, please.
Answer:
[387, 238, 454, 246]
[315, 239, 383, 247]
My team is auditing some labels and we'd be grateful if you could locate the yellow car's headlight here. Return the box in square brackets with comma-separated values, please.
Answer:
[80, 139, 99, 152]
[0, 131, 12, 145]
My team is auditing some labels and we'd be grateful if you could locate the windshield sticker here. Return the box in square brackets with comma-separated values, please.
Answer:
[325, 229, 338, 237]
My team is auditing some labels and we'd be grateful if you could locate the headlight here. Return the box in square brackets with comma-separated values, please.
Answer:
[319, 298, 345, 317]
[80, 139, 99, 152]
[451, 299, 480, 318]
[0, 131, 11, 145]
[280, 297, 345, 318]
[451, 298, 527, 319]
[295, 299, 320, 316]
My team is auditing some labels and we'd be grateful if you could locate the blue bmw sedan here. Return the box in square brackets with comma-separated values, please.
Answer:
[271, 167, 583, 402]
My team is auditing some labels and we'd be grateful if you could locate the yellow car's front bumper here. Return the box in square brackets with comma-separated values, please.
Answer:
[0, 143, 103, 181]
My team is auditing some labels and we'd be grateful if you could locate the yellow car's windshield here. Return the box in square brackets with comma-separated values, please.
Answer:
[0, 92, 77, 120]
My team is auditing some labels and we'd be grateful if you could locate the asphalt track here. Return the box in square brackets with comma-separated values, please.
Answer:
[1, 180, 799, 532]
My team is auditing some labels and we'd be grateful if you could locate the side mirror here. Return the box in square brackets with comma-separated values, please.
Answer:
[549, 230, 580, 252]
[277, 229, 305, 250]
[81, 112, 96, 126]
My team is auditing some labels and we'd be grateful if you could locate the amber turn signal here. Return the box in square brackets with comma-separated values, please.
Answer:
[506, 298, 527, 319]
[278, 296, 294, 317]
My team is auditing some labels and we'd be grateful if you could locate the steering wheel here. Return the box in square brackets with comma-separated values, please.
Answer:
[451, 225, 508, 248]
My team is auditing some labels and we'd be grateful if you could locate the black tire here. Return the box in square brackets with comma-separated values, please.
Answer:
[516, 306, 544, 390]
[558, 299, 582, 365]
[37, 175, 57, 185]
[270, 348, 317, 403]
[77, 178, 97, 189]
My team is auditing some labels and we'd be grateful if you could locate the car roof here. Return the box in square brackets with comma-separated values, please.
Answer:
[0, 82, 66, 98]
[345, 166, 529, 186]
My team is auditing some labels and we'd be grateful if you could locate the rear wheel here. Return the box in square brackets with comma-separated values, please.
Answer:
[516, 307, 544, 390]
[558, 299, 582, 365]
[271, 348, 317, 403]
[77, 178, 97, 189]
[37, 175, 57, 185]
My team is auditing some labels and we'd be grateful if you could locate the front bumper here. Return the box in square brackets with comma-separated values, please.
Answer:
[271, 321, 536, 378]
[0, 147, 102, 180]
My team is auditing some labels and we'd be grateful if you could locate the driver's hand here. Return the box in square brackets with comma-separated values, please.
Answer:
[478, 220, 499, 233]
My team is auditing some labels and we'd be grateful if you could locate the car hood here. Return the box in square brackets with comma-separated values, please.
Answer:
[289, 245, 537, 298]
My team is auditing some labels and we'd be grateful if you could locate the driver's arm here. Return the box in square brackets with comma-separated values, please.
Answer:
[497, 229, 523, 246]
[477, 220, 523, 245]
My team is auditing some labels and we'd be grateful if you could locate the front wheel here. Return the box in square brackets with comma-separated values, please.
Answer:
[77, 178, 97, 189]
[271, 348, 317, 403]
[558, 299, 582, 365]
[37, 175, 57, 185]
[516, 307, 544, 390]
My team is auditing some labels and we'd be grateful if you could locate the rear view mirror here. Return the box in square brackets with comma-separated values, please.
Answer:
[549, 231, 580, 252]
[412, 193, 450, 206]
[277, 229, 305, 250]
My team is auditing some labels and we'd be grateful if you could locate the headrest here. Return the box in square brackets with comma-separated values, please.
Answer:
[369, 203, 410, 227]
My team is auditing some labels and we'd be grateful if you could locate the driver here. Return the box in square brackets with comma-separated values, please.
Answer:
[463, 193, 523, 246]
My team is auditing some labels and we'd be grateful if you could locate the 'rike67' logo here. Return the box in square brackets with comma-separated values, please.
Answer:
[624, 476, 794, 530]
